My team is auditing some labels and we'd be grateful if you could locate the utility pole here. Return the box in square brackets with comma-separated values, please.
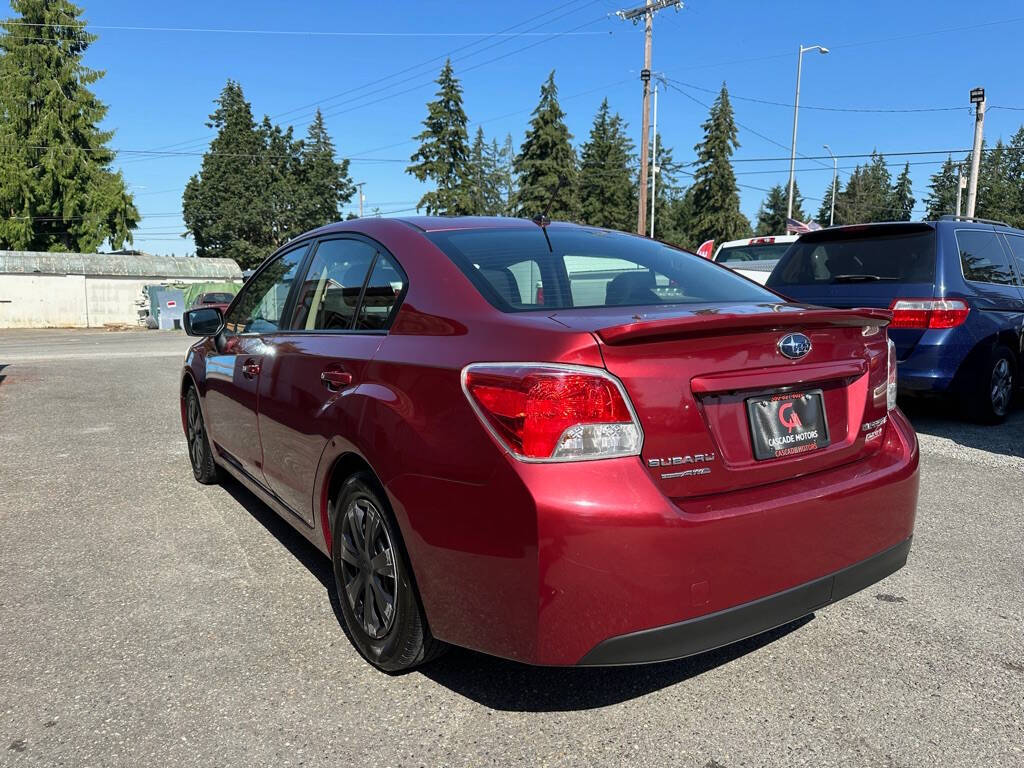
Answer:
[355, 182, 366, 218]
[616, 0, 683, 235]
[956, 167, 967, 217]
[966, 87, 985, 218]
[649, 82, 659, 238]
[787, 44, 829, 225]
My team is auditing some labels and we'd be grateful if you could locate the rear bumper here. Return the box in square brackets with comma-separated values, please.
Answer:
[579, 536, 911, 665]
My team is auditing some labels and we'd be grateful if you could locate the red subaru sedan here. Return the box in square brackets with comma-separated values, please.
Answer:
[180, 217, 918, 671]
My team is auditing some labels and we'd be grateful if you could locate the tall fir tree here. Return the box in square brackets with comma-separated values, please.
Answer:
[835, 151, 893, 223]
[467, 127, 502, 215]
[499, 133, 516, 215]
[296, 108, 354, 228]
[924, 155, 961, 220]
[578, 99, 635, 231]
[406, 59, 472, 216]
[183, 80, 269, 267]
[977, 140, 1018, 225]
[756, 182, 804, 235]
[514, 71, 578, 220]
[817, 179, 837, 226]
[651, 136, 684, 243]
[687, 84, 751, 244]
[0, 0, 138, 252]
[889, 163, 915, 221]
[258, 116, 302, 248]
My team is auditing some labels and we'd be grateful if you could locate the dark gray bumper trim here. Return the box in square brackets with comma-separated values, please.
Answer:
[577, 537, 912, 666]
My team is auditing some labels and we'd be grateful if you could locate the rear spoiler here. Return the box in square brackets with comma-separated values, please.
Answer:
[597, 307, 891, 346]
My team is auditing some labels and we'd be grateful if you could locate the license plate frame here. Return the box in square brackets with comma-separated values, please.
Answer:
[746, 389, 831, 461]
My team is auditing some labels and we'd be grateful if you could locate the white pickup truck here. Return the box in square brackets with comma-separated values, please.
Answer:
[711, 235, 799, 284]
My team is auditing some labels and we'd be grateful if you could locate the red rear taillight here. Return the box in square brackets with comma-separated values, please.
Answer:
[888, 299, 969, 329]
[462, 364, 642, 461]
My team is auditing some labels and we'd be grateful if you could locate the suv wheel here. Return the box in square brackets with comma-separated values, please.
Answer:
[331, 472, 446, 672]
[969, 344, 1015, 424]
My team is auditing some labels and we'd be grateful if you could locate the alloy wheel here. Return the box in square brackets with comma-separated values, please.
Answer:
[990, 358, 1013, 416]
[186, 395, 205, 471]
[339, 498, 397, 639]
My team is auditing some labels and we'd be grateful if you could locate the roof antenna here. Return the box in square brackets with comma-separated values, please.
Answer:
[532, 175, 567, 251]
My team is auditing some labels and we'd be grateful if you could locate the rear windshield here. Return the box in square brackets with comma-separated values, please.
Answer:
[716, 243, 791, 263]
[768, 229, 936, 286]
[201, 292, 234, 304]
[427, 227, 777, 311]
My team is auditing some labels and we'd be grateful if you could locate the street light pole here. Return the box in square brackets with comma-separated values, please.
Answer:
[823, 144, 837, 227]
[966, 87, 985, 218]
[787, 44, 829, 225]
[650, 82, 658, 238]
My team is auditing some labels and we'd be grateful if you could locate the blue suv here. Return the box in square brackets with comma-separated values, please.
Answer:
[767, 217, 1024, 422]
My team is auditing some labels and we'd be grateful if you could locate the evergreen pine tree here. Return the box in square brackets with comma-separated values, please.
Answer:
[183, 80, 269, 267]
[651, 136, 683, 242]
[514, 71, 578, 219]
[258, 117, 302, 248]
[0, 0, 138, 251]
[296, 108, 355, 230]
[406, 59, 472, 216]
[836, 151, 893, 223]
[924, 155, 961, 220]
[499, 133, 516, 215]
[817, 179, 837, 226]
[578, 99, 634, 231]
[977, 140, 1018, 225]
[467, 127, 502, 215]
[890, 163, 915, 221]
[688, 84, 751, 243]
[756, 183, 804, 235]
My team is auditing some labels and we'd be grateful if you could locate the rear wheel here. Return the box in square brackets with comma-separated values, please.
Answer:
[185, 387, 220, 484]
[331, 472, 445, 672]
[968, 344, 1015, 424]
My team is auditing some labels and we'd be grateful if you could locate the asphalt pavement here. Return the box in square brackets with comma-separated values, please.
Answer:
[1, 329, 1021, 767]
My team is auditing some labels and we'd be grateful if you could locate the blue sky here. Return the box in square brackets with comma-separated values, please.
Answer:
[17, 0, 1024, 255]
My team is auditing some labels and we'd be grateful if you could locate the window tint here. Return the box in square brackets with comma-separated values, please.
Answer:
[716, 243, 791, 263]
[957, 230, 1015, 284]
[355, 253, 406, 330]
[201, 292, 233, 304]
[769, 229, 935, 286]
[291, 239, 376, 330]
[223, 245, 307, 334]
[998, 234, 1024, 285]
[428, 228, 775, 311]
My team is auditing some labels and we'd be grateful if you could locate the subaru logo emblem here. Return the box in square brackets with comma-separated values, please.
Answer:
[778, 332, 812, 359]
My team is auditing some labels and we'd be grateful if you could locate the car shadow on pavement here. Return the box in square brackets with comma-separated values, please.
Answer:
[220, 476, 815, 711]
[0, 364, 7, 387]
[899, 395, 1024, 462]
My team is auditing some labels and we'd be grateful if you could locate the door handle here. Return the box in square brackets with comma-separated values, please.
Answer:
[321, 369, 353, 391]
[241, 358, 261, 378]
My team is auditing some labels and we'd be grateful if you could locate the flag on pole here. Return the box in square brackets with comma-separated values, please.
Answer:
[786, 218, 822, 234]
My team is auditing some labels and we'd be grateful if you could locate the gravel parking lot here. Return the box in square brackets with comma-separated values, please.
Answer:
[1, 329, 1022, 768]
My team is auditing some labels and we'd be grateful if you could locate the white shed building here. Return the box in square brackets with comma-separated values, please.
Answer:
[0, 251, 242, 328]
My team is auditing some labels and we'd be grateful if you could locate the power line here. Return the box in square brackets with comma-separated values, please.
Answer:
[665, 77, 967, 114]
[1, 21, 608, 38]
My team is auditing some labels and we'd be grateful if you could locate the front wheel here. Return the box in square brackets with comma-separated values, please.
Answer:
[331, 472, 445, 672]
[185, 387, 221, 484]
[968, 344, 1016, 424]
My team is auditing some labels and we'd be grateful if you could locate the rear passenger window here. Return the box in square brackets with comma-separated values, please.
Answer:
[480, 259, 544, 306]
[957, 230, 1015, 284]
[1001, 234, 1024, 284]
[291, 239, 376, 330]
[355, 254, 406, 330]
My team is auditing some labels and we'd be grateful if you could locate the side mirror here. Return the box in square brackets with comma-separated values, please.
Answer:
[183, 307, 224, 337]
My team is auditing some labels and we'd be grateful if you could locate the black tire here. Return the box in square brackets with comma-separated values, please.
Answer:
[968, 344, 1016, 424]
[185, 387, 221, 484]
[331, 472, 446, 672]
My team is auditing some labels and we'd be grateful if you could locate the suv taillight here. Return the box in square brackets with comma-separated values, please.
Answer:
[888, 298, 969, 329]
[462, 363, 643, 462]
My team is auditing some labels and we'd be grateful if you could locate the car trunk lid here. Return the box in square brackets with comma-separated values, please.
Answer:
[554, 302, 892, 500]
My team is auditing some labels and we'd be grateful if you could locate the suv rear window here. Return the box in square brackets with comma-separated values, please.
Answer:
[768, 227, 936, 287]
[716, 243, 791, 263]
[427, 227, 776, 311]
